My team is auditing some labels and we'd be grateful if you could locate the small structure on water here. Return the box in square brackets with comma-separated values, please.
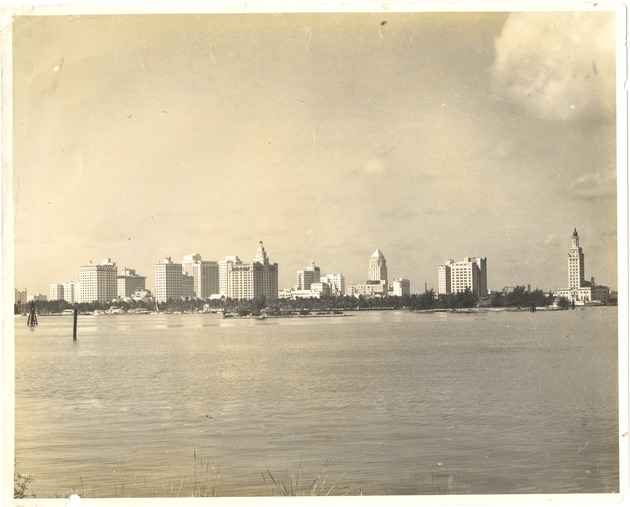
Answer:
[27, 302, 38, 327]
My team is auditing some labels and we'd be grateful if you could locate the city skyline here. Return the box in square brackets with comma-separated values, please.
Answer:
[10, 7, 619, 297]
[34, 228, 609, 301]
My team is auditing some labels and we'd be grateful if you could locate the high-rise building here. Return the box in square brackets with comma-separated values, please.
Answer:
[182, 254, 220, 298]
[14, 288, 28, 305]
[155, 257, 184, 303]
[296, 261, 321, 290]
[79, 258, 118, 303]
[368, 249, 388, 286]
[50, 283, 64, 301]
[557, 229, 610, 303]
[117, 268, 146, 298]
[392, 278, 411, 296]
[62, 281, 79, 304]
[219, 256, 241, 297]
[568, 228, 585, 289]
[225, 241, 279, 300]
[437, 257, 487, 297]
[320, 274, 345, 296]
[252, 241, 279, 299]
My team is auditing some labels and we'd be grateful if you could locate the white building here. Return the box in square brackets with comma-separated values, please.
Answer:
[62, 281, 79, 304]
[155, 257, 184, 303]
[320, 274, 345, 296]
[296, 261, 321, 290]
[347, 282, 387, 297]
[219, 256, 241, 297]
[556, 229, 610, 304]
[224, 242, 279, 300]
[50, 283, 64, 301]
[437, 257, 487, 298]
[182, 254, 220, 298]
[79, 258, 118, 303]
[117, 268, 146, 298]
[368, 249, 388, 286]
[392, 278, 411, 297]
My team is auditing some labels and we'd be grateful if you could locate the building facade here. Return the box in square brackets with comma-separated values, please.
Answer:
[219, 256, 241, 297]
[224, 242, 279, 300]
[155, 257, 184, 303]
[320, 274, 345, 296]
[182, 254, 220, 298]
[296, 261, 321, 290]
[556, 229, 610, 304]
[117, 268, 146, 298]
[15, 288, 28, 305]
[392, 278, 411, 297]
[62, 281, 79, 304]
[79, 258, 118, 303]
[368, 249, 388, 286]
[437, 257, 487, 298]
[50, 283, 64, 301]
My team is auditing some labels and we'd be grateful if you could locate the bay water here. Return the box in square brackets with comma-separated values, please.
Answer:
[14, 308, 619, 497]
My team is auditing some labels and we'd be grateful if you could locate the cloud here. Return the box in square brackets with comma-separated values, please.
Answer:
[491, 12, 615, 121]
[567, 170, 616, 199]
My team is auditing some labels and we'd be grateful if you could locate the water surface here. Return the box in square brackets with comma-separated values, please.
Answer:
[15, 308, 619, 497]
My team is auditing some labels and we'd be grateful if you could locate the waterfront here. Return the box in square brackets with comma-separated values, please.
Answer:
[14, 308, 619, 497]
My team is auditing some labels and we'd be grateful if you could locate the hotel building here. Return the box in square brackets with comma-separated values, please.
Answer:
[437, 257, 488, 298]
[224, 241, 279, 300]
[182, 254, 220, 298]
[79, 258, 118, 303]
[117, 268, 146, 298]
[320, 274, 345, 296]
[155, 257, 184, 303]
[296, 261, 321, 290]
[392, 278, 411, 297]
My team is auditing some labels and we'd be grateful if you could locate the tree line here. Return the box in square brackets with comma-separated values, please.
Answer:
[15, 286, 559, 316]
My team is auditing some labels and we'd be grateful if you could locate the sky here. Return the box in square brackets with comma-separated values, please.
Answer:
[9, 6, 620, 297]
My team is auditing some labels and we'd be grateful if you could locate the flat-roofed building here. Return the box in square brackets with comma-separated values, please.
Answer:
[50, 283, 64, 301]
[182, 254, 220, 298]
[321, 274, 345, 296]
[79, 258, 118, 303]
[155, 257, 183, 303]
[392, 278, 411, 297]
[117, 268, 146, 298]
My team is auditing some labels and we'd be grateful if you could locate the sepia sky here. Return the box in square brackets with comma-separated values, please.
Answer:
[10, 7, 619, 296]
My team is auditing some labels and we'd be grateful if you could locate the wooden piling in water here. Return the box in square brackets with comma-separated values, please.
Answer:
[73, 309, 78, 340]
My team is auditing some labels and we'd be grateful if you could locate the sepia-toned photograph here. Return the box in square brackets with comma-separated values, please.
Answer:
[4, 2, 627, 505]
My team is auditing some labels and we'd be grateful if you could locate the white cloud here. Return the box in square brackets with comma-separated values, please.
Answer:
[491, 12, 615, 121]
[567, 170, 616, 199]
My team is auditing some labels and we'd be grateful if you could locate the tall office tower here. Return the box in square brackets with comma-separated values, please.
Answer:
[437, 263, 452, 294]
[182, 274, 195, 299]
[296, 261, 321, 290]
[219, 256, 241, 297]
[568, 228, 585, 289]
[62, 281, 79, 304]
[50, 283, 64, 301]
[393, 278, 411, 296]
[368, 249, 388, 286]
[320, 274, 345, 296]
[79, 258, 118, 303]
[182, 254, 220, 298]
[117, 268, 146, 298]
[155, 257, 184, 303]
[226, 262, 254, 300]
[437, 257, 487, 297]
[252, 241, 279, 299]
[14, 288, 28, 305]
